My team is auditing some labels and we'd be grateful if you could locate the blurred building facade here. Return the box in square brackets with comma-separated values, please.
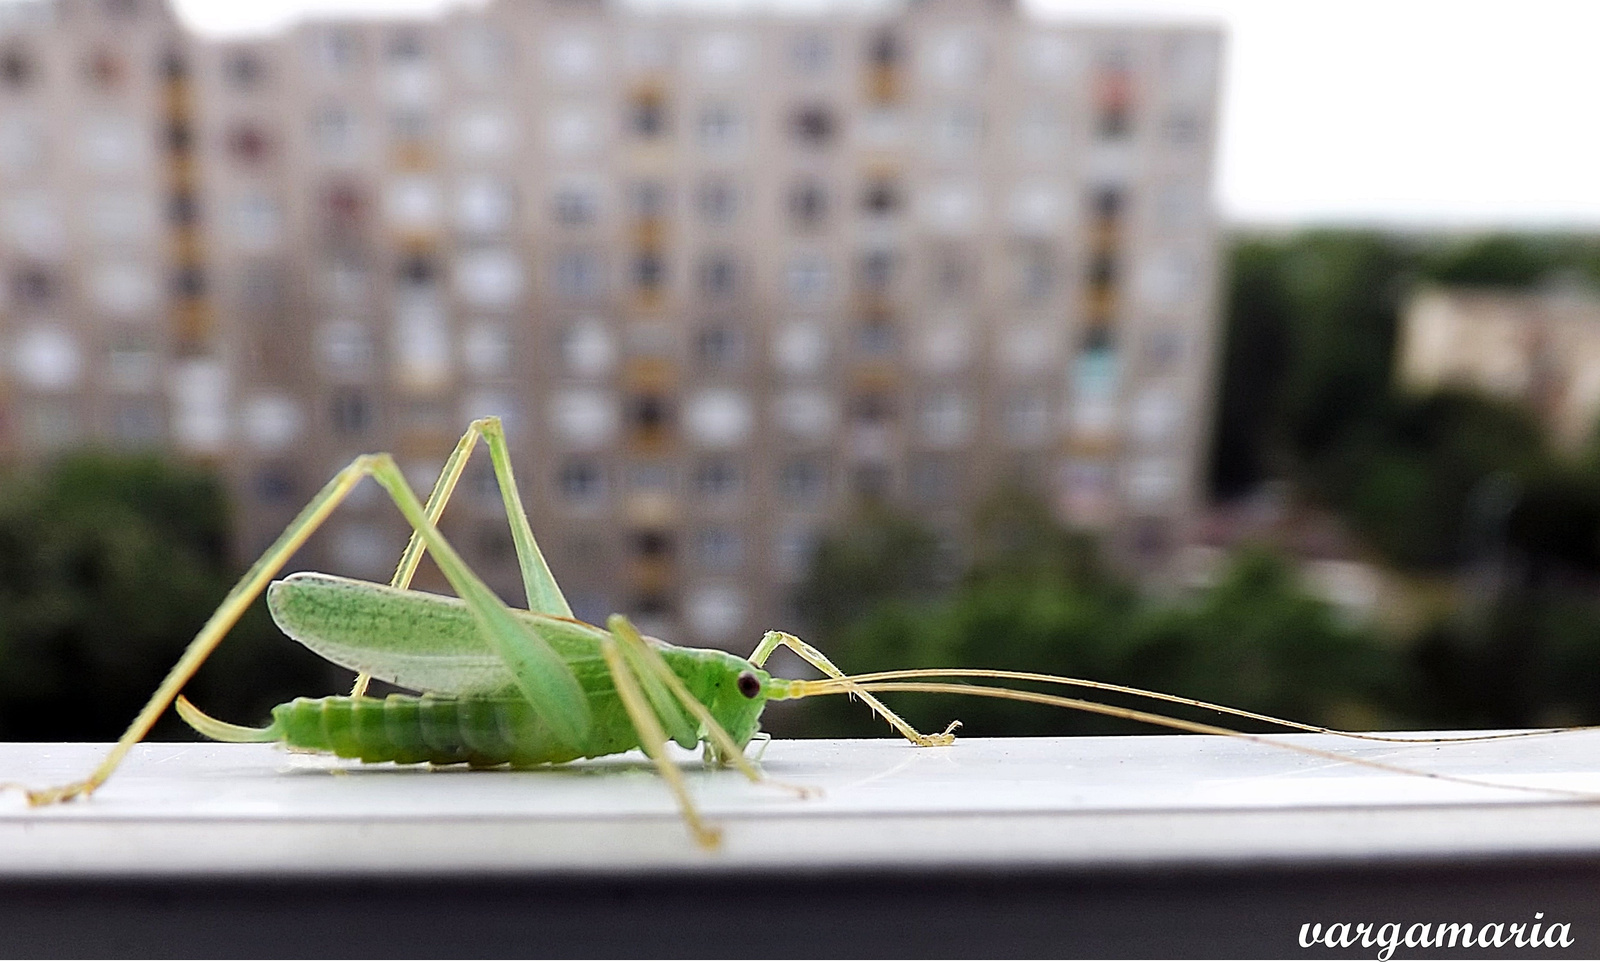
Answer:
[1402, 286, 1600, 451]
[0, 0, 1222, 645]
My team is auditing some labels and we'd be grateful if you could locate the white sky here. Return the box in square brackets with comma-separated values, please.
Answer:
[170, 0, 1600, 229]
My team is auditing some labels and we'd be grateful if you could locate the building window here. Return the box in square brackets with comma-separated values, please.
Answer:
[790, 32, 832, 75]
[1, 46, 35, 89]
[697, 103, 744, 151]
[855, 316, 897, 358]
[456, 178, 517, 235]
[629, 180, 670, 219]
[932, 106, 984, 156]
[1098, 106, 1131, 139]
[224, 51, 266, 90]
[852, 464, 893, 499]
[696, 178, 738, 224]
[311, 104, 359, 156]
[861, 178, 901, 216]
[1165, 110, 1202, 146]
[632, 251, 666, 293]
[774, 323, 828, 376]
[310, 29, 359, 73]
[12, 266, 56, 307]
[780, 457, 829, 502]
[699, 255, 738, 297]
[627, 462, 675, 494]
[788, 180, 828, 228]
[387, 29, 426, 62]
[684, 389, 752, 447]
[553, 251, 605, 301]
[693, 456, 743, 498]
[389, 107, 431, 142]
[555, 319, 612, 378]
[552, 184, 599, 226]
[856, 250, 896, 292]
[252, 467, 298, 505]
[1003, 388, 1050, 446]
[628, 393, 673, 434]
[786, 255, 831, 303]
[910, 456, 959, 504]
[695, 324, 743, 371]
[849, 392, 895, 424]
[868, 30, 901, 68]
[918, 391, 971, 448]
[171, 266, 206, 299]
[775, 389, 835, 439]
[84, 48, 125, 90]
[558, 458, 606, 502]
[789, 105, 836, 146]
[398, 252, 438, 289]
[1089, 251, 1118, 290]
[318, 320, 374, 378]
[695, 527, 743, 571]
[1092, 186, 1125, 221]
[331, 389, 373, 436]
[696, 31, 747, 76]
[1016, 245, 1056, 303]
[629, 91, 667, 138]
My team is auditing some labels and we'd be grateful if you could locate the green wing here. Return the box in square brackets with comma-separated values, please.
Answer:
[267, 572, 606, 696]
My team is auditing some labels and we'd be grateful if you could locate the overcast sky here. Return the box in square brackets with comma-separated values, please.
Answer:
[169, 0, 1600, 229]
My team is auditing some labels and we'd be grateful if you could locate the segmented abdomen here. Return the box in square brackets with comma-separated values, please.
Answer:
[272, 694, 608, 767]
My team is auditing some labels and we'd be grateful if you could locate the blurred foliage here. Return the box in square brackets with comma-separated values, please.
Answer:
[792, 494, 1402, 738]
[0, 453, 333, 740]
[1213, 230, 1600, 575]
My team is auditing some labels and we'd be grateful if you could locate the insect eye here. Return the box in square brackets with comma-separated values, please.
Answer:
[736, 671, 761, 699]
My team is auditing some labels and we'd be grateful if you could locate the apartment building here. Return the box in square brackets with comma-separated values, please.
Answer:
[0, 0, 1223, 647]
[1401, 285, 1600, 451]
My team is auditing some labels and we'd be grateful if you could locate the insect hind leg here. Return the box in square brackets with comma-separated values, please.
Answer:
[351, 416, 572, 697]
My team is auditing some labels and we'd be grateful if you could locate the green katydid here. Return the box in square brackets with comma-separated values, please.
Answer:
[10, 417, 1592, 848]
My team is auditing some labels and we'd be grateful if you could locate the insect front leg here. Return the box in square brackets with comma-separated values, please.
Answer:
[750, 631, 960, 747]
[598, 618, 721, 849]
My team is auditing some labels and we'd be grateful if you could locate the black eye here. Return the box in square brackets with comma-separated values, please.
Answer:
[736, 671, 761, 699]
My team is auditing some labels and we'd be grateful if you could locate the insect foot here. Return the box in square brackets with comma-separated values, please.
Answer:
[912, 720, 963, 747]
[22, 780, 95, 806]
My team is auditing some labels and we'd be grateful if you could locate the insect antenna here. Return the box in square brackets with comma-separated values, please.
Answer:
[785, 677, 1600, 802]
[798, 668, 1586, 745]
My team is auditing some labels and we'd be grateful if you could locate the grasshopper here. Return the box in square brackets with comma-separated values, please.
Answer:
[12, 418, 957, 847]
[11, 418, 1587, 847]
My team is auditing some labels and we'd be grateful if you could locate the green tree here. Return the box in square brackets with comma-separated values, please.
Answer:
[0, 453, 332, 740]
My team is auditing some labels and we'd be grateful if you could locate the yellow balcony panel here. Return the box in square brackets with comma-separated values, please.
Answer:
[173, 300, 212, 348]
[632, 288, 667, 314]
[625, 493, 679, 528]
[623, 358, 676, 388]
[866, 67, 901, 103]
[394, 229, 440, 249]
[392, 143, 435, 172]
[629, 559, 674, 594]
[1086, 287, 1118, 319]
[1063, 434, 1120, 458]
[850, 364, 900, 390]
[626, 431, 675, 458]
[632, 220, 665, 247]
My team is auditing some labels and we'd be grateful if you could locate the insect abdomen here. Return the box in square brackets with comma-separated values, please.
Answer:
[272, 694, 594, 767]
